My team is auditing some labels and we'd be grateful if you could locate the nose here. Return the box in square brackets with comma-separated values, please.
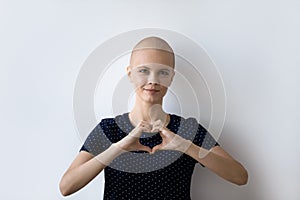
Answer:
[147, 73, 159, 84]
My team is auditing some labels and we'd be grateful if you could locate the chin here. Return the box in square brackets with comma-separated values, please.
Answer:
[137, 94, 163, 104]
[142, 96, 162, 104]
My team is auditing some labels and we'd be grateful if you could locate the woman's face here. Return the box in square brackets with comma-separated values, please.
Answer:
[127, 49, 175, 104]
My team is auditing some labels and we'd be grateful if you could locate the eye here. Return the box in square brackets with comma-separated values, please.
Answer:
[139, 68, 149, 73]
[159, 70, 170, 76]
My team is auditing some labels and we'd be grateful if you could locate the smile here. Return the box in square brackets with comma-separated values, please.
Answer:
[143, 89, 159, 94]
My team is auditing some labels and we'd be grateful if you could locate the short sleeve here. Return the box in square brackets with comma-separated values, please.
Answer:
[192, 123, 219, 150]
[191, 123, 219, 167]
[79, 119, 111, 156]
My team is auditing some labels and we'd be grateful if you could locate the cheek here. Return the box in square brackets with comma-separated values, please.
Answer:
[161, 79, 172, 87]
[158, 76, 172, 87]
[131, 74, 148, 88]
[161, 86, 168, 93]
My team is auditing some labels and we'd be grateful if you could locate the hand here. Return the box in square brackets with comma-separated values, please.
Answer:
[115, 120, 153, 153]
[151, 126, 193, 154]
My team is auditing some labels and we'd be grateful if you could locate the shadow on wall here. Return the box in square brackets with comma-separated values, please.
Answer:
[190, 124, 262, 200]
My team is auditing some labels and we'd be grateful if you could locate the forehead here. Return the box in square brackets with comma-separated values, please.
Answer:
[130, 49, 174, 68]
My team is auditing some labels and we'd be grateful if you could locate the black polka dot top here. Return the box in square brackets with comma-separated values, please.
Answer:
[80, 112, 219, 200]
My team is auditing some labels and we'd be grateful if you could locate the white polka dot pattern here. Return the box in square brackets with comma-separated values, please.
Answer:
[80, 112, 219, 199]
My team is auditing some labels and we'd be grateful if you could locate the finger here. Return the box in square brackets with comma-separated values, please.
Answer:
[159, 127, 171, 136]
[151, 124, 162, 132]
[129, 122, 151, 138]
[137, 143, 152, 153]
[141, 125, 152, 132]
[128, 128, 142, 138]
[157, 130, 167, 139]
[152, 119, 162, 127]
[152, 120, 164, 131]
[139, 120, 152, 127]
[139, 121, 152, 131]
[150, 143, 164, 154]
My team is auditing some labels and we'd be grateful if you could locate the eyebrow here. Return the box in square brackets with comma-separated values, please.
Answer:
[136, 66, 171, 71]
[136, 66, 149, 69]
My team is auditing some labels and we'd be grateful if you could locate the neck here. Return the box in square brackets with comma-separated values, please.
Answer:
[129, 98, 168, 127]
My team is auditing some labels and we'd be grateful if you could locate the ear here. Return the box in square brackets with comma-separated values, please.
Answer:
[170, 70, 175, 83]
[126, 65, 132, 81]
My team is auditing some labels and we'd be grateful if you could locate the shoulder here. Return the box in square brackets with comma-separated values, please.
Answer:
[97, 113, 131, 134]
[170, 113, 219, 149]
[171, 113, 203, 128]
[99, 116, 117, 127]
[97, 113, 128, 128]
[169, 113, 207, 137]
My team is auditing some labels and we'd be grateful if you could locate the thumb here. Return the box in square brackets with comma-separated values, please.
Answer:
[137, 143, 152, 153]
[150, 144, 164, 154]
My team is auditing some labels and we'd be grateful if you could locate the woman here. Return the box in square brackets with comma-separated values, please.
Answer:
[59, 36, 248, 199]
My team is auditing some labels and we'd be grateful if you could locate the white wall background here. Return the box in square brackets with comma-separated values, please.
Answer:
[1, 0, 299, 200]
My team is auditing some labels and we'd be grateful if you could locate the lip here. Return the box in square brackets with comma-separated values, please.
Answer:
[143, 88, 160, 94]
[143, 88, 159, 92]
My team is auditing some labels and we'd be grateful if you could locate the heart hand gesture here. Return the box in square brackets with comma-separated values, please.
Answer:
[115, 119, 193, 155]
[115, 120, 153, 153]
[151, 125, 193, 154]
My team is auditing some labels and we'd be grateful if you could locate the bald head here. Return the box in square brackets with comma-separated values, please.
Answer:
[132, 36, 174, 53]
[130, 36, 175, 68]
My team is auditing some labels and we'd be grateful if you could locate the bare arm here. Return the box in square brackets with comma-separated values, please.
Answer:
[152, 126, 248, 186]
[59, 144, 124, 196]
[185, 144, 248, 185]
[59, 120, 153, 196]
